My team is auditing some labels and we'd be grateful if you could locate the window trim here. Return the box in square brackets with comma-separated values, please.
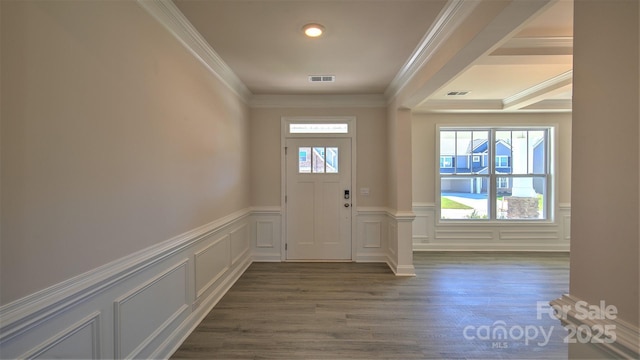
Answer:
[495, 155, 509, 168]
[284, 117, 354, 138]
[436, 126, 553, 223]
[440, 155, 454, 168]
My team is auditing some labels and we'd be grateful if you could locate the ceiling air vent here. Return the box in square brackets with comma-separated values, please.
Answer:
[309, 75, 335, 83]
[447, 91, 470, 96]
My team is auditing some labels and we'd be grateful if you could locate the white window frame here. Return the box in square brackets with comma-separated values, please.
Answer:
[436, 126, 553, 222]
[497, 177, 509, 188]
[440, 156, 453, 168]
[495, 155, 509, 168]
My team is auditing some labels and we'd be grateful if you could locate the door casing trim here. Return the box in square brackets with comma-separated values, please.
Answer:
[281, 116, 357, 261]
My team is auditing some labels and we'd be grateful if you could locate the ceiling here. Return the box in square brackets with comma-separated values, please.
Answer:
[173, 0, 573, 113]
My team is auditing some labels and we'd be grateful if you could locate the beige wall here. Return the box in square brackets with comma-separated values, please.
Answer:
[0, 1, 250, 305]
[386, 104, 413, 211]
[249, 107, 388, 208]
[570, 0, 639, 331]
[412, 113, 572, 205]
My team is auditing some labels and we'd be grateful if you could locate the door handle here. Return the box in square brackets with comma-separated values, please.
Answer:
[344, 203, 350, 208]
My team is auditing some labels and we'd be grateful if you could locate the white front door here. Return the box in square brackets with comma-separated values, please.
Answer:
[285, 138, 352, 260]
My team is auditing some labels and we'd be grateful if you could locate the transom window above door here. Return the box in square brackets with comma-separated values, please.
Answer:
[298, 147, 338, 174]
[284, 118, 353, 139]
[289, 123, 348, 134]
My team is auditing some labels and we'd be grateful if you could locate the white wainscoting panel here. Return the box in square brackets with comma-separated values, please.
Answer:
[256, 221, 274, 248]
[25, 312, 101, 360]
[388, 222, 398, 256]
[194, 235, 230, 299]
[499, 229, 559, 240]
[412, 215, 432, 244]
[356, 207, 416, 275]
[114, 260, 189, 359]
[435, 229, 495, 240]
[0, 209, 252, 360]
[412, 203, 435, 245]
[413, 203, 571, 251]
[230, 224, 250, 265]
[250, 207, 282, 261]
[355, 208, 390, 263]
[363, 221, 382, 248]
[387, 211, 417, 276]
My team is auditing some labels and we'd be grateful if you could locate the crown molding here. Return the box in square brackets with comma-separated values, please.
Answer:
[522, 99, 572, 111]
[501, 36, 573, 49]
[503, 70, 573, 110]
[384, 0, 480, 102]
[491, 36, 573, 56]
[414, 98, 571, 113]
[250, 94, 387, 108]
[136, 0, 252, 103]
[401, 0, 554, 110]
[414, 99, 503, 113]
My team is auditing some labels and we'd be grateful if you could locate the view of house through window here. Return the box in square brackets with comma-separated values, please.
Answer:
[299, 147, 338, 174]
[439, 128, 549, 220]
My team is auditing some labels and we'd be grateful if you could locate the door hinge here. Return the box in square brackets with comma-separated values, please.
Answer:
[285, 243, 288, 251]
[285, 147, 288, 155]
[285, 195, 287, 203]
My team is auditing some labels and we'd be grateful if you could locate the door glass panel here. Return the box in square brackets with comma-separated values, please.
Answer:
[299, 147, 311, 173]
[313, 147, 325, 173]
[326, 147, 338, 173]
[299, 146, 340, 174]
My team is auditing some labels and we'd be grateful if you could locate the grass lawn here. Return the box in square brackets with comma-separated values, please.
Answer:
[441, 197, 473, 209]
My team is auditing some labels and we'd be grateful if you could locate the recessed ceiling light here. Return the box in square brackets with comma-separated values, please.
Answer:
[303, 23, 324, 38]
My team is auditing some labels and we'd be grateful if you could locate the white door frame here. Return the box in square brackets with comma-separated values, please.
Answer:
[281, 116, 357, 261]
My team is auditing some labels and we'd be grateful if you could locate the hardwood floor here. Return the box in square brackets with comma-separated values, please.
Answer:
[171, 252, 569, 359]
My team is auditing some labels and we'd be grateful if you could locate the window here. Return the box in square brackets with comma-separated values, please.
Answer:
[497, 177, 509, 188]
[289, 123, 348, 134]
[299, 146, 338, 173]
[495, 156, 509, 168]
[440, 156, 453, 168]
[439, 128, 550, 221]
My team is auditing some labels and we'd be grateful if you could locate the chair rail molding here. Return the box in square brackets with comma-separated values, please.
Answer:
[0, 208, 252, 359]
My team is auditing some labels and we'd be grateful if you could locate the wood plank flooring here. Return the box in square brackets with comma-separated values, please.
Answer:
[171, 252, 569, 359]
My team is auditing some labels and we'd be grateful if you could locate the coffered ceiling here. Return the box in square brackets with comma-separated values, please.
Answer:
[172, 0, 573, 113]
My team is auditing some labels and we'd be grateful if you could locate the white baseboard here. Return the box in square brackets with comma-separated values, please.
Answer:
[354, 254, 389, 263]
[550, 294, 640, 359]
